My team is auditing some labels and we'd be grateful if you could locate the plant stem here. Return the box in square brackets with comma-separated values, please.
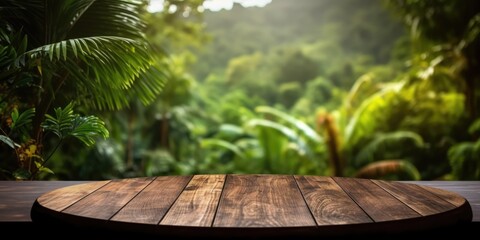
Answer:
[30, 139, 62, 180]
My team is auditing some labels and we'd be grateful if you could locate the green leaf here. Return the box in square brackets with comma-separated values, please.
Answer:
[41, 102, 109, 145]
[356, 131, 425, 166]
[201, 138, 246, 160]
[10, 108, 35, 131]
[12, 168, 31, 180]
[34, 161, 55, 175]
[0, 135, 19, 149]
[69, 115, 109, 146]
[61, 40, 67, 60]
[42, 102, 75, 139]
[26, 36, 163, 110]
[256, 106, 322, 143]
[247, 118, 309, 156]
[247, 119, 300, 143]
[468, 118, 480, 135]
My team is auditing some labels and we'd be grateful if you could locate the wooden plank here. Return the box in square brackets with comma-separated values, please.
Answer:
[37, 181, 110, 211]
[374, 180, 456, 216]
[334, 177, 420, 222]
[62, 178, 154, 220]
[160, 174, 225, 227]
[417, 184, 467, 207]
[111, 176, 192, 224]
[213, 174, 315, 227]
[1, 180, 479, 223]
[295, 176, 372, 225]
[0, 181, 90, 221]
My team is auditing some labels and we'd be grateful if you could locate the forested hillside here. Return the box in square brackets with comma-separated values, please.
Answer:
[1, 0, 479, 181]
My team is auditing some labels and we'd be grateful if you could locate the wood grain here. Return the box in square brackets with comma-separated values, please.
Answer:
[160, 175, 225, 227]
[25, 177, 475, 237]
[213, 174, 315, 227]
[374, 180, 456, 216]
[37, 181, 110, 211]
[62, 178, 154, 220]
[334, 177, 420, 222]
[295, 176, 372, 225]
[111, 176, 192, 224]
[417, 184, 467, 207]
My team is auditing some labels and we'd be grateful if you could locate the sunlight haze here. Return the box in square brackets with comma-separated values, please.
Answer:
[148, 0, 272, 12]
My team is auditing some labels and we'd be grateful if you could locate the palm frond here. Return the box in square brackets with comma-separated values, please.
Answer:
[255, 106, 322, 143]
[449, 141, 480, 180]
[0, 135, 18, 149]
[355, 131, 425, 166]
[345, 82, 404, 146]
[70, 115, 109, 146]
[247, 119, 302, 144]
[68, 0, 146, 40]
[10, 108, 35, 131]
[355, 160, 421, 180]
[41, 102, 76, 139]
[41, 102, 109, 145]
[200, 138, 246, 160]
[247, 118, 309, 156]
[1, 0, 145, 45]
[27, 36, 163, 110]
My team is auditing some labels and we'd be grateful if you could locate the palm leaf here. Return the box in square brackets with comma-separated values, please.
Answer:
[356, 131, 425, 166]
[345, 82, 404, 146]
[1, 0, 145, 45]
[355, 160, 421, 180]
[448, 140, 480, 180]
[255, 106, 322, 143]
[41, 102, 109, 145]
[10, 108, 35, 131]
[247, 119, 309, 156]
[0, 135, 18, 149]
[2, 0, 164, 110]
[27, 36, 163, 110]
[247, 119, 302, 145]
[70, 115, 109, 146]
[41, 102, 76, 138]
[200, 138, 246, 160]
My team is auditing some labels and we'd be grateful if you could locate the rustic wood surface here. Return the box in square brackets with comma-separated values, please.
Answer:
[112, 176, 191, 224]
[26, 175, 473, 237]
[160, 174, 225, 227]
[334, 177, 421, 222]
[213, 174, 315, 227]
[62, 177, 154, 220]
[1, 177, 477, 237]
[295, 175, 372, 225]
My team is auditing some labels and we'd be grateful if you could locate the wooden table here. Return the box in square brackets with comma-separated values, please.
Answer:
[31, 175, 473, 238]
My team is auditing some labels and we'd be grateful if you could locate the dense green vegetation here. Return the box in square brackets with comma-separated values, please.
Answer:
[1, 0, 479, 180]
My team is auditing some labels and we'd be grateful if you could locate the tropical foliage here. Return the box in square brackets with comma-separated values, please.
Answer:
[0, 0, 164, 179]
[1, 0, 479, 180]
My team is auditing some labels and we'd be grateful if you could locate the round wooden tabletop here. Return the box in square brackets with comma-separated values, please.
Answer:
[31, 175, 472, 238]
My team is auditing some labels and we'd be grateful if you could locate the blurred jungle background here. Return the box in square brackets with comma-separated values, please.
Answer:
[1, 0, 479, 180]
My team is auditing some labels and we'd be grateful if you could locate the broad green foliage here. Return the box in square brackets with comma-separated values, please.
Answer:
[0, 0, 163, 179]
[42, 103, 109, 146]
[0, 104, 108, 179]
[355, 131, 425, 167]
[449, 119, 480, 180]
[449, 141, 480, 180]
[2, 0, 478, 180]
